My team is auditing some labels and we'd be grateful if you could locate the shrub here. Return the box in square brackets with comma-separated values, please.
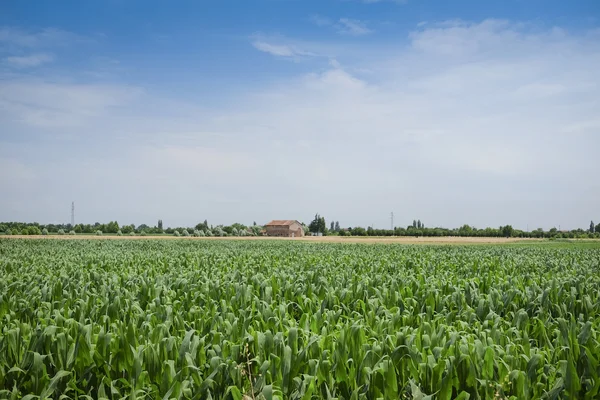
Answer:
[213, 227, 225, 237]
[140, 231, 147, 237]
[232, 228, 239, 236]
[206, 230, 214, 237]
[174, 231, 181, 237]
[129, 232, 135, 236]
[69, 230, 76, 235]
[96, 230, 103, 236]
[117, 230, 123, 236]
[58, 229, 65, 235]
[183, 229, 190, 237]
[198, 230, 206, 237]
[41, 228, 49, 236]
[5, 229, 11, 235]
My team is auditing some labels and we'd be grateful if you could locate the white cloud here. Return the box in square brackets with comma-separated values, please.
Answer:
[310, 15, 332, 27]
[337, 18, 372, 36]
[252, 40, 316, 58]
[5, 53, 54, 67]
[0, 80, 142, 128]
[1, 20, 599, 230]
[310, 15, 373, 36]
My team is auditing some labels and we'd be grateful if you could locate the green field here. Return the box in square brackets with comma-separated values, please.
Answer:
[1, 239, 599, 399]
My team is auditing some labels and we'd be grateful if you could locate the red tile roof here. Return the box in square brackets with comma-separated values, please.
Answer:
[265, 220, 300, 226]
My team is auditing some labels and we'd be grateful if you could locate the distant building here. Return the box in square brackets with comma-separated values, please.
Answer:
[265, 220, 305, 238]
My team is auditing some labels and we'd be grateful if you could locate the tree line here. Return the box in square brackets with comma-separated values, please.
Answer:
[0, 220, 263, 237]
[306, 214, 600, 239]
[1, 219, 599, 239]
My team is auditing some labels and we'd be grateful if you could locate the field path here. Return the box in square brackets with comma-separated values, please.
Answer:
[6, 235, 542, 244]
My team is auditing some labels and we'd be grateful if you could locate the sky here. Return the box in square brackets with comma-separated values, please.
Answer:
[1, 0, 599, 230]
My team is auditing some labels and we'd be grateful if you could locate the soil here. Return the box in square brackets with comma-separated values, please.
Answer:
[6, 235, 540, 244]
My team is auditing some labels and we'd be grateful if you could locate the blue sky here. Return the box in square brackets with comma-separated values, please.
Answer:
[1, 0, 599, 230]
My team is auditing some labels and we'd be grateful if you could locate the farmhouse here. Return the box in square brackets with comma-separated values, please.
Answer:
[265, 220, 305, 238]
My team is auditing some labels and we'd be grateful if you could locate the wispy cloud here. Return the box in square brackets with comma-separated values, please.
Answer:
[310, 16, 373, 36]
[337, 18, 373, 36]
[5, 53, 54, 68]
[0, 27, 82, 48]
[252, 39, 316, 59]
[310, 15, 332, 27]
[0, 80, 142, 128]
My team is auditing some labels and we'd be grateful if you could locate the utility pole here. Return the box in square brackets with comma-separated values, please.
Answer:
[71, 201, 75, 227]
[391, 212, 394, 231]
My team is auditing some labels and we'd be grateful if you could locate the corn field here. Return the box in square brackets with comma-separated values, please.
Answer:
[1, 239, 599, 399]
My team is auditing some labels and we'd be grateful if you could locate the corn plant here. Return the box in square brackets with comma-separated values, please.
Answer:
[0, 239, 599, 399]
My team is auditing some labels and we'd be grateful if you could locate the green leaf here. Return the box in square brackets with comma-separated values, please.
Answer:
[483, 347, 494, 380]
[226, 386, 242, 400]
[40, 370, 71, 399]
[262, 385, 273, 400]
[565, 355, 581, 397]
[282, 345, 292, 394]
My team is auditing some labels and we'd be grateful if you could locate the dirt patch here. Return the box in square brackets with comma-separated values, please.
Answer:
[4, 235, 540, 244]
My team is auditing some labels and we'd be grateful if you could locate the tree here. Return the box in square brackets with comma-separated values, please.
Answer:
[413, 220, 417, 228]
[350, 227, 367, 236]
[458, 224, 473, 236]
[195, 220, 209, 231]
[309, 214, 321, 234]
[330, 221, 335, 232]
[319, 216, 327, 235]
[302, 224, 310, 236]
[417, 220, 422, 229]
[137, 224, 149, 233]
[596, 223, 600, 235]
[158, 219, 163, 230]
[27, 226, 41, 235]
[106, 221, 119, 234]
[501, 225, 514, 238]
[335, 221, 340, 232]
[590, 221, 595, 233]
